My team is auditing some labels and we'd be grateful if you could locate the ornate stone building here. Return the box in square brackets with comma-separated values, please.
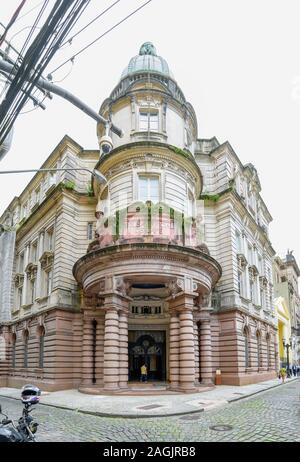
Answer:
[0, 43, 278, 392]
[274, 252, 300, 366]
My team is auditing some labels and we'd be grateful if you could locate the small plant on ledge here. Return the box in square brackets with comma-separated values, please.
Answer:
[63, 180, 76, 190]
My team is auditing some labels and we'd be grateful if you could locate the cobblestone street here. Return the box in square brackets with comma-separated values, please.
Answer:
[1, 380, 299, 442]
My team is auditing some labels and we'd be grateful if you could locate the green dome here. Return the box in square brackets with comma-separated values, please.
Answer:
[121, 42, 174, 80]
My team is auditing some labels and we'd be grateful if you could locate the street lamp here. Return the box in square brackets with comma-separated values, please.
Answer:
[0, 167, 107, 185]
[283, 338, 292, 377]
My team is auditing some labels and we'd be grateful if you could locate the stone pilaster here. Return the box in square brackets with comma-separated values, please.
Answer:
[199, 317, 213, 385]
[22, 244, 30, 306]
[119, 310, 129, 389]
[194, 320, 200, 384]
[36, 230, 44, 299]
[96, 316, 104, 385]
[168, 311, 180, 389]
[81, 315, 95, 386]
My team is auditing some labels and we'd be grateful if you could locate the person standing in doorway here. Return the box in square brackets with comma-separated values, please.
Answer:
[140, 363, 148, 382]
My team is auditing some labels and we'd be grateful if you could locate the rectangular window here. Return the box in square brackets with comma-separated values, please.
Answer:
[30, 279, 35, 304]
[34, 186, 40, 205]
[39, 334, 44, 368]
[18, 287, 23, 308]
[46, 270, 52, 296]
[139, 111, 159, 132]
[46, 228, 54, 251]
[236, 232, 242, 253]
[21, 202, 27, 219]
[12, 343, 16, 368]
[138, 175, 159, 203]
[87, 222, 93, 240]
[31, 242, 38, 262]
[19, 253, 24, 272]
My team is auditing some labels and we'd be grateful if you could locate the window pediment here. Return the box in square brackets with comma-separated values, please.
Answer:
[25, 263, 38, 280]
[14, 273, 24, 287]
[237, 253, 248, 270]
[249, 265, 259, 278]
[39, 251, 54, 270]
[259, 276, 268, 288]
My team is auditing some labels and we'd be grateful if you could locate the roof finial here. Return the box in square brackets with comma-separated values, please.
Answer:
[139, 42, 157, 56]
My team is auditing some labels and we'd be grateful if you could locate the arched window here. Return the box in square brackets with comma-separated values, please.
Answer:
[37, 326, 45, 369]
[256, 332, 261, 370]
[23, 329, 29, 368]
[243, 327, 250, 369]
[11, 333, 16, 368]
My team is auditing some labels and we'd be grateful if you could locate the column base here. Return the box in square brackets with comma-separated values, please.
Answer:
[178, 383, 198, 393]
[200, 379, 214, 386]
[169, 382, 180, 390]
[119, 382, 128, 389]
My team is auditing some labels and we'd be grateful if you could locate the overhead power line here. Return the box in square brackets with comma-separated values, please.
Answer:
[0, 0, 28, 47]
[50, 0, 153, 76]
[0, 0, 91, 147]
[60, 0, 122, 48]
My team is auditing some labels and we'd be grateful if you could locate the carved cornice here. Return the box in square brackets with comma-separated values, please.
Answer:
[73, 243, 222, 295]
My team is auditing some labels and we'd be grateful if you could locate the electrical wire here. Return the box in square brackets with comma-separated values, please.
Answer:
[48, 60, 74, 83]
[14, 1, 45, 23]
[0, 0, 27, 47]
[0, 0, 91, 145]
[49, 0, 153, 76]
[59, 0, 122, 48]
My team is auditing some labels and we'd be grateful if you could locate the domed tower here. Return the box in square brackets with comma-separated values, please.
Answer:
[73, 43, 221, 393]
[97, 41, 198, 154]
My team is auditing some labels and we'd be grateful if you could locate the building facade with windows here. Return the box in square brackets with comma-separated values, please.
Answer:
[274, 252, 300, 366]
[0, 43, 278, 391]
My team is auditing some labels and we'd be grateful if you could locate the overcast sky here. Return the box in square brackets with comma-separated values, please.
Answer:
[0, 0, 299, 262]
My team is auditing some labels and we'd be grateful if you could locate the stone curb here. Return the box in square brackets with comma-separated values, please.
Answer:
[227, 377, 299, 403]
[0, 378, 298, 419]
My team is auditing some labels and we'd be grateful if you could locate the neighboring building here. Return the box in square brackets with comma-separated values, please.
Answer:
[274, 252, 300, 366]
[274, 295, 291, 369]
[0, 42, 278, 391]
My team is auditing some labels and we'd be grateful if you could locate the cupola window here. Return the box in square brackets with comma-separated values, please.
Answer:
[138, 175, 159, 203]
[139, 110, 159, 132]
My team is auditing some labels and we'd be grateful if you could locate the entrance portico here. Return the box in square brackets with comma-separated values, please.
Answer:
[73, 242, 221, 393]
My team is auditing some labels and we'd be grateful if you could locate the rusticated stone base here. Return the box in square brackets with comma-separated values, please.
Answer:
[221, 371, 277, 386]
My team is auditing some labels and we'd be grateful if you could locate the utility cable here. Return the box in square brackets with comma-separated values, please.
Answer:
[59, 0, 122, 47]
[0, 0, 27, 47]
[50, 0, 153, 76]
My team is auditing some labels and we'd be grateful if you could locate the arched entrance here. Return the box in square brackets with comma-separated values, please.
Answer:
[128, 331, 166, 381]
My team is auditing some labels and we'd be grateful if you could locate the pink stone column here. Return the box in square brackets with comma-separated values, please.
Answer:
[179, 308, 196, 391]
[103, 307, 120, 390]
[169, 311, 180, 390]
[96, 317, 104, 385]
[194, 320, 200, 384]
[81, 316, 94, 386]
[199, 318, 213, 385]
[119, 310, 129, 389]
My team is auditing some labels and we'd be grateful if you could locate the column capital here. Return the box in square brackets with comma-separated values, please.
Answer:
[166, 291, 196, 312]
[103, 291, 130, 313]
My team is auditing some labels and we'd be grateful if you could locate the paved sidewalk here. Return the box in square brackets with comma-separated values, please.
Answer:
[0, 377, 299, 418]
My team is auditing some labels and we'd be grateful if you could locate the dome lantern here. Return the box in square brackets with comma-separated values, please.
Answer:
[120, 42, 174, 80]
